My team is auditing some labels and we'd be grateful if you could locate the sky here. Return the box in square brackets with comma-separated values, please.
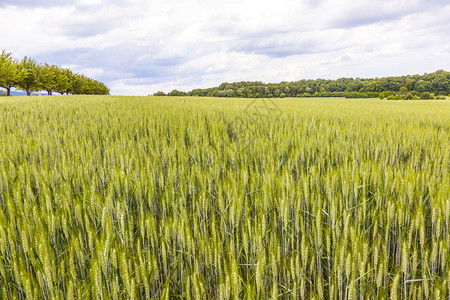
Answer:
[1, 0, 449, 95]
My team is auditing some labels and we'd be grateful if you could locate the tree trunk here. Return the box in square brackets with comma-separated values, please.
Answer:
[26, 89, 30, 96]
[48, 90, 52, 96]
[6, 87, 10, 96]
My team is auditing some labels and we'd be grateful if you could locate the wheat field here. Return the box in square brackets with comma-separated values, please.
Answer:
[0, 96, 449, 299]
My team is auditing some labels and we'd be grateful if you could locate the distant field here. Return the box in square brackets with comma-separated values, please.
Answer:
[0, 96, 449, 299]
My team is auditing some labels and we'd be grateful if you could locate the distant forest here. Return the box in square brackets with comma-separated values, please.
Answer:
[156, 70, 450, 100]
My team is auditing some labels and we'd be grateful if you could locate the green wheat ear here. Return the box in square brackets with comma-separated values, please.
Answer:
[0, 96, 449, 298]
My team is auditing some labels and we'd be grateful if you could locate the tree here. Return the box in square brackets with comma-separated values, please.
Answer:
[71, 74, 87, 95]
[379, 91, 390, 99]
[54, 67, 72, 95]
[404, 78, 414, 91]
[162, 70, 449, 99]
[39, 63, 57, 95]
[403, 93, 414, 100]
[0, 50, 26, 96]
[167, 89, 186, 96]
[1, 50, 109, 96]
[430, 71, 449, 95]
[89, 79, 109, 95]
[420, 92, 432, 100]
[17, 57, 41, 95]
[63, 68, 75, 95]
[415, 80, 432, 93]
[225, 89, 235, 97]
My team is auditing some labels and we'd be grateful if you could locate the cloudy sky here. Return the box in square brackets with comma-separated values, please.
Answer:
[1, 0, 449, 95]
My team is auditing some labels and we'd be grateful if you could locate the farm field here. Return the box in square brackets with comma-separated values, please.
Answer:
[0, 96, 449, 299]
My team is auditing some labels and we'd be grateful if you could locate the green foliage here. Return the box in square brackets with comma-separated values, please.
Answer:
[0, 96, 449, 299]
[387, 94, 403, 100]
[0, 50, 109, 96]
[17, 57, 41, 95]
[379, 91, 390, 99]
[403, 93, 414, 100]
[399, 86, 408, 93]
[420, 92, 433, 100]
[167, 89, 186, 96]
[0, 50, 27, 96]
[54, 68, 72, 95]
[164, 70, 450, 99]
[344, 91, 379, 98]
[38, 63, 58, 95]
[152, 91, 166, 96]
[297, 92, 312, 97]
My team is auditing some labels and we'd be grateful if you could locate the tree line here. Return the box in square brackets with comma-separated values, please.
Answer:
[155, 70, 450, 100]
[0, 50, 109, 96]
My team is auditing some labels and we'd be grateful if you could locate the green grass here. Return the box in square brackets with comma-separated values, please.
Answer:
[0, 96, 449, 299]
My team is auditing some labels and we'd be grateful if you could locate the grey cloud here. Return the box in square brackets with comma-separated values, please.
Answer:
[37, 5, 144, 38]
[57, 20, 118, 38]
[332, 12, 407, 28]
[200, 21, 344, 59]
[237, 44, 315, 58]
[330, 0, 450, 29]
[232, 34, 344, 58]
[0, 0, 73, 8]
[0, 0, 132, 9]
[37, 44, 189, 85]
[195, 26, 315, 58]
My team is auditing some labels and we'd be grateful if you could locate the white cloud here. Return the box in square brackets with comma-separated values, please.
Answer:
[76, 0, 101, 5]
[0, 0, 449, 95]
